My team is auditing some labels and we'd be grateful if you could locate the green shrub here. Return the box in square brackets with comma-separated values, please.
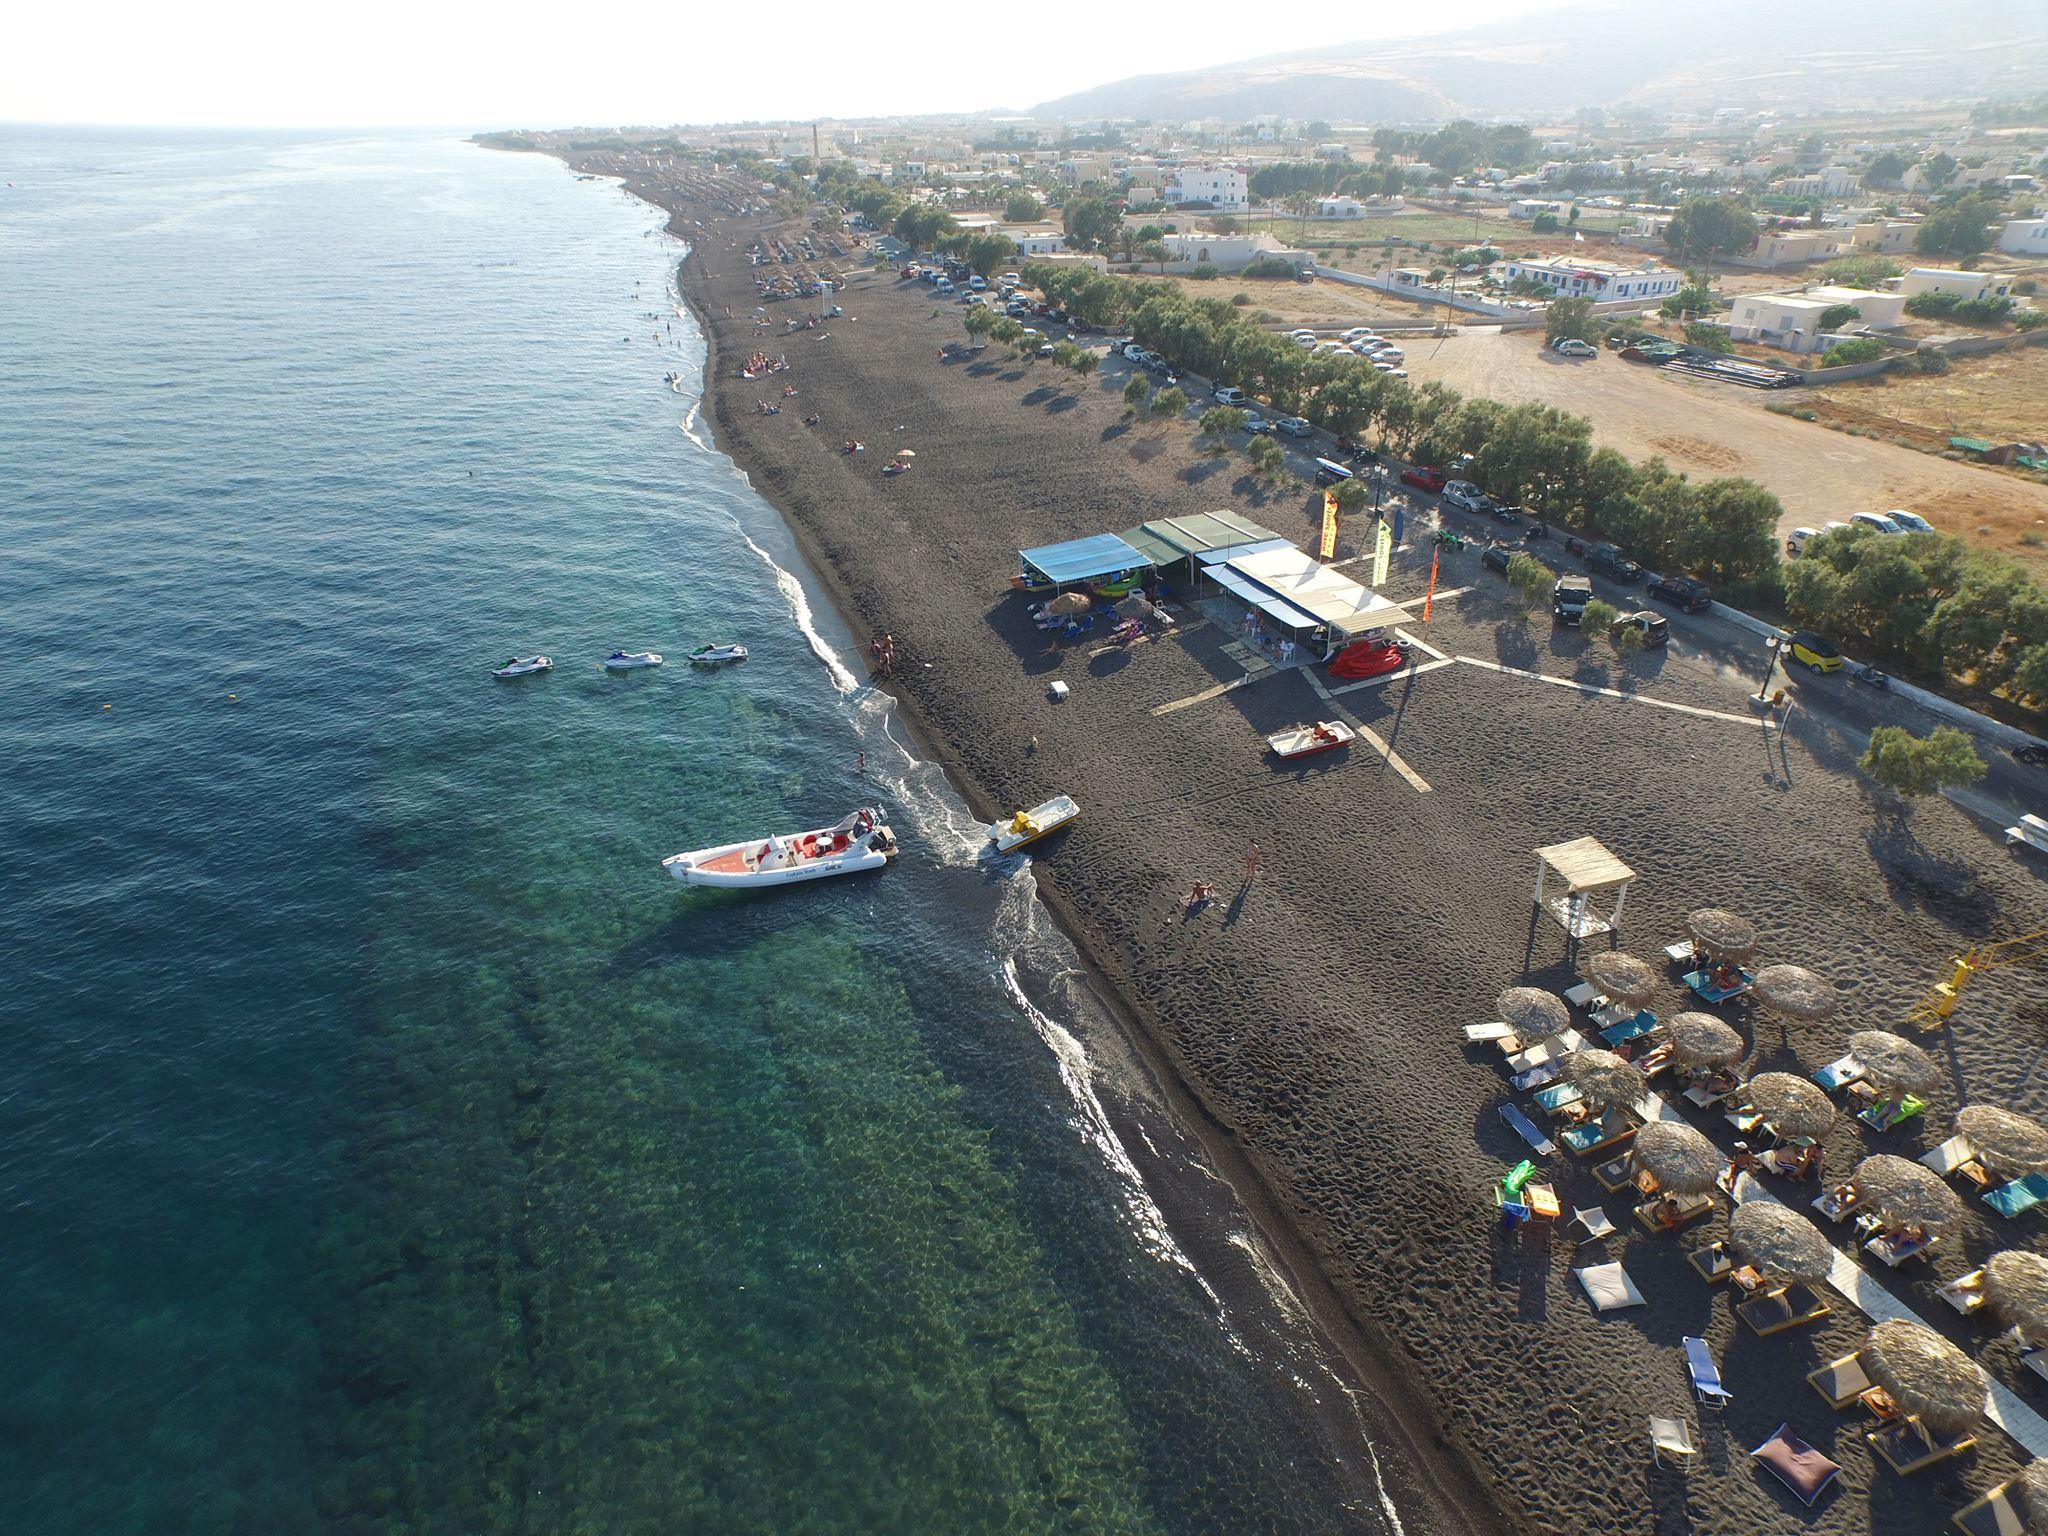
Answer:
[1123, 376, 1150, 411]
[1684, 324, 1734, 354]
[1581, 598, 1620, 634]
[1186, 265, 1220, 280]
[1860, 725, 1985, 803]
[1150, 385, 1189, 418]
[1911, 349, 1952, 375]
[1246, 435, 1285, 475]
[1817, 303, 1863, 332]
[1505, 553, 1555, 614]
[1905, 290, 2014, 325]
[1821, 337, 1888, 367]
[1231, 292, 1252, 306]
[1241, 256, 1298, 280]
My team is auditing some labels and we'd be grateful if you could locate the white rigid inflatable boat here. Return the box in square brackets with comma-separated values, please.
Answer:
[603, 650, 664, 669]
[663, 807, 896, 888]
[492, 655, 553, 678]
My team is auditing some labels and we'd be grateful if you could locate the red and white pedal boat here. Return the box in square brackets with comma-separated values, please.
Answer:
[663, 807, 897, 888]
[1266, 720, 1357, 759]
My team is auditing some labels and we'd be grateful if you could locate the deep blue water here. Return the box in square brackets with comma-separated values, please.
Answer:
[0, 129, 1392, 1534]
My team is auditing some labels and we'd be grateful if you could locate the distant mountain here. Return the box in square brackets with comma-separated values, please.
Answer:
[1034, 0, 2048, 123]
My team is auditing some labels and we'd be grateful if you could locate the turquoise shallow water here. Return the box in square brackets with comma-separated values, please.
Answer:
[0, 129, 1392, 1534]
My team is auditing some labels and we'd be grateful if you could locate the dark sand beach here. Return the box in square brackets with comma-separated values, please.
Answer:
[608, 163, 2048, 1535]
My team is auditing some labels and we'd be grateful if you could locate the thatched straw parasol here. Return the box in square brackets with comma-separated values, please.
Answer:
[1848, 1030, 1942, 1099]
[1854, 1153, 1965, 1230]
[1564, 1048, 1648, 1114]
[1864, 1319, 1989, 1433]
[1744, 1072, 1836, 1139]
[1753, 964, 1840, 1022]
[1498, 987, 1570, 1037]
[1582, 950, 1660, 1007]
[1666, 1012, 1745, 1070]
[1985, 1250, 2048, 1345]
[1687, 908, 1758, 960]
[2022, 1460, 2048, 1524]
[1631, 1120, 1722, 1194]
[1046, 591, 1092, 617]
[1957, 1105, 2048, 1177]
[1730, 1200, 1834, 1283]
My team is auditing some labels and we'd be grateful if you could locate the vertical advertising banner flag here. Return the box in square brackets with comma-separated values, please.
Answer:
[1320, 490, 1339, 559]
[1422, 548, 1441, 621]
[1371, 520, 1393, 588]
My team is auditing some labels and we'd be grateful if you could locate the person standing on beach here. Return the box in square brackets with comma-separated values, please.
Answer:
[1244, 840, 1261, 885]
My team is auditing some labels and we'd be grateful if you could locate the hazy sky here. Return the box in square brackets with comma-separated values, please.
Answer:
[6, 0, 1578, 129]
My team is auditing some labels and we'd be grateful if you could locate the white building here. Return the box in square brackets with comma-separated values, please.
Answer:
[1495, 255, 1682, 303]
[1999, 218, 2048, 257]
[1164, 166, 1247, 212]
[1901, 268, 2013, 303]
[1316, 196, 1366, 219]
[1511, 198, 1572, 220]
[1727, 287, 1905, 352]
[997, 224, 1066, 256]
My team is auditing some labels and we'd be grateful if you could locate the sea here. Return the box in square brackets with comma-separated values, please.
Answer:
[0, 128, 1400, 1535]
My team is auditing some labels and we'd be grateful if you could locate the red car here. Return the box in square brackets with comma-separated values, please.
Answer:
[1401, 465, 1447, 493]
[1328, 638, 1411, 681]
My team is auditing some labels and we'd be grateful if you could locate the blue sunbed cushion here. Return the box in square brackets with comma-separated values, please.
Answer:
[1499, 1103, 1556, 1157]
[1985, 1172, 2048, 1218]
[1600, 1010, 1657, 1046]
[1684, 1335, 1732, 1399]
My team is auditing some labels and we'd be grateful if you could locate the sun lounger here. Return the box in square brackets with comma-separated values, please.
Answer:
[1740, 1283, 1832, 1337]
[1576, 1261, 1646, 1313]
[1570, 1207, 1618, 1244]
[1565, 1109, 1639, 1157]
[1635, 1191, 1714, 1235]
[1751, 1423, 1841, 1507]
[1683, 968, 1752, 1003]
[1498, 1102, 1556, 1157]
[1951, 1479, 2027, 1536]
[1939, 1270, 1987, 1316]
[1511, 1061, 1564, 1093]
[1865, 1228, 1939, 1267]
[1812, 1054, 1866, 1092]
[1564, 982, 1600, 1008]
[1663, 940, 1695, 965]
[1683, 1079, 1738, 1109]
[1532, 1081, 1584, 1116]
[1464, 1021, 1516, 1043]
[2024, 1347, 2048, 1385]
[1857, 1094, 1927, 1132]
[1505, 1029, 1586, 1075]
[1683, 1336, 1731, 1407]
[1649, 1415, 1696, 1468]
[1724, 1106, 1765, 1135]
[1812, 1185, 1862, 1222]
[1593, 1153, 1637, 1193]
[1635, 1043, 1675, 1080]
[1921, 1134, 1979, 1178]
[1689, 1241, 1733, 1283]
[1600, 1010, 1658, 1047]
[1983, 1171, 2048, 1219]
[1869, 1415, 1977, 1477]
[1807, 1353, 1874, 1410]
[1591, 1001, 1631, 1029]
[2006, 813, 2048, 852]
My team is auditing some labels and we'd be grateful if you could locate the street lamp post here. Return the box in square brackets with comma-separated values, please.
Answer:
[1751, 634, 1785, 709]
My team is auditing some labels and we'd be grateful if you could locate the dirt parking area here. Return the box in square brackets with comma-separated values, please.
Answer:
[1401, 328, 2048, 561]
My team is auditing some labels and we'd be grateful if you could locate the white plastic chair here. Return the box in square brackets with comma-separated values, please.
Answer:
[1650, 1416, 1696, 1468]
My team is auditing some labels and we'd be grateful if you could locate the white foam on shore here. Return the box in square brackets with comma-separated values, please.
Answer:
[1365, 1444, 1409, 1536]
[726, 514, 859, 695]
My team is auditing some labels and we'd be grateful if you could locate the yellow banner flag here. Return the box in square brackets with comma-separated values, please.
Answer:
[1319, 490, 1339, 560]
[1371, 520, 1393, 589]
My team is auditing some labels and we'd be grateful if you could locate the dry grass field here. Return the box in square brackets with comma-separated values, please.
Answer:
[1811, 342, 2048, 445]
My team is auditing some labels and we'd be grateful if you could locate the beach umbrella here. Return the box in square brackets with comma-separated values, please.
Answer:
[1665, 1012, 1745, 1070]
[1853, 1153, 1964, 1231]
[1498, 987, 1570, 1038]
[1582, 951, 1659, 1007]
[1957, 1105, 2048, 1177]
[1752, 964, 1839, 1022]
[1687, 908, 1758, 960]
[1564, 1048, 1648, 1115]
[1984, 1250, 2048, 1345]
[1864, 1319, 1989, 1433]
[1730, 1200, 1834, 1283]
[1847, 1030, 1942, 1099]
[1630, 1120, 1722, 1194]
[895, 448, 916, 458]
[1743, 1072, 1836, 1139]
[1046, 592, 1091, 617]
[1114, 595, 1155, 621]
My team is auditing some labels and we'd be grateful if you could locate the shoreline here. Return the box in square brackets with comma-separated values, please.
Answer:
[640, 179, 1518, 1536]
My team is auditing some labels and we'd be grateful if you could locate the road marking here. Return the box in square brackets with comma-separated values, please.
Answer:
[1324, 656, 1456, 696]
[1305, 673, 1432, 793]
[1153, 674, 1261, 716]
[1396, 627, 1449, 662]
[1453, 656, 1764, 726]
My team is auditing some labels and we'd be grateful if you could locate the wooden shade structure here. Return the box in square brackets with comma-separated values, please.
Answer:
[1532, 836, 1636, 942]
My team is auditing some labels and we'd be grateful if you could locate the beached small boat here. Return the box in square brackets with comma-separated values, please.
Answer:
[492, 655, 553, 678]
[989, 796, 1079, 854]
[687, 643, 748, 666]
[1267, 720, 1356, 759]
[663, 808, 896, 888]
[603, 650, 664, 669]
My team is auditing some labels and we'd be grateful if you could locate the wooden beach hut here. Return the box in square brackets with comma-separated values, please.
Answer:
[1533, 836, 1637, 945]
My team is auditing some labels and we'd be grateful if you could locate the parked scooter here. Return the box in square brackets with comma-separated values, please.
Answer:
[1854, 665, 1890, 691]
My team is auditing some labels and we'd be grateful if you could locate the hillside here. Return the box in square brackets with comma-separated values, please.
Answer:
[1034, 0, 2048, 122]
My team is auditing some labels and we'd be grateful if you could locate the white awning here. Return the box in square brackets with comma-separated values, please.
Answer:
[1222, 546, 1412, 636]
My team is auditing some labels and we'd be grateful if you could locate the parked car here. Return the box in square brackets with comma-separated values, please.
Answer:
[1610, 611, 1670, 648]
[2013, 743, 2048, 767]
[1492, 503, 1525, 527]
[1006, 301, 1031, 317]
[1336, 436, 1376, 461]
[1584, 544, 1643, 581]
[1213, 386, 1249, 407]
[1786, 521, 1851, 557]
[1553, 338, 1597, 358]
[1401, 465, 1447, 493]
[967, 275, 987, 291]
[1374, 348, 1405, 364]
[1787, 631, 1843, 673]
[1885, 509, 1936, 535]
[1647, 573, 1712, 612]
[1291, 333, 1318, 348]
[1442, 480, 1492, 513]
[1553, 575, 1594, 625]
[933, 278, 954, 293]
[1482, 544, 1515, 575]
[1276, 417, 1313, 438]
[1244, 417, 1275, 435]
[1381, 367, 1408, 379]
[1341, 327, 1377, 342]
[1000, 272, 1022, 286]
[1038, 343, 1056, 357]
[1850, 510, 1904, 536]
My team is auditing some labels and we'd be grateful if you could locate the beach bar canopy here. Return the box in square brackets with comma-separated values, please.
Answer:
[1207, 545, 1412, 655]
[1533, 836, 1637, 943]
[1017, 533, 1153, 588]
[1117, 511, 1285, 576]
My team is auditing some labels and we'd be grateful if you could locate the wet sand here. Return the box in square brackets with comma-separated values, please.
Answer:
[623, 175, 2048, 1536]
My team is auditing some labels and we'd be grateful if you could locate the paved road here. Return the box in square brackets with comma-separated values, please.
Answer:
[1400, 328, 2048, 545]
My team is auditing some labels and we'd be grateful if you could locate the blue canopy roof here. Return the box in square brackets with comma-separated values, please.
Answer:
[1019, 532, 1152, 585]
